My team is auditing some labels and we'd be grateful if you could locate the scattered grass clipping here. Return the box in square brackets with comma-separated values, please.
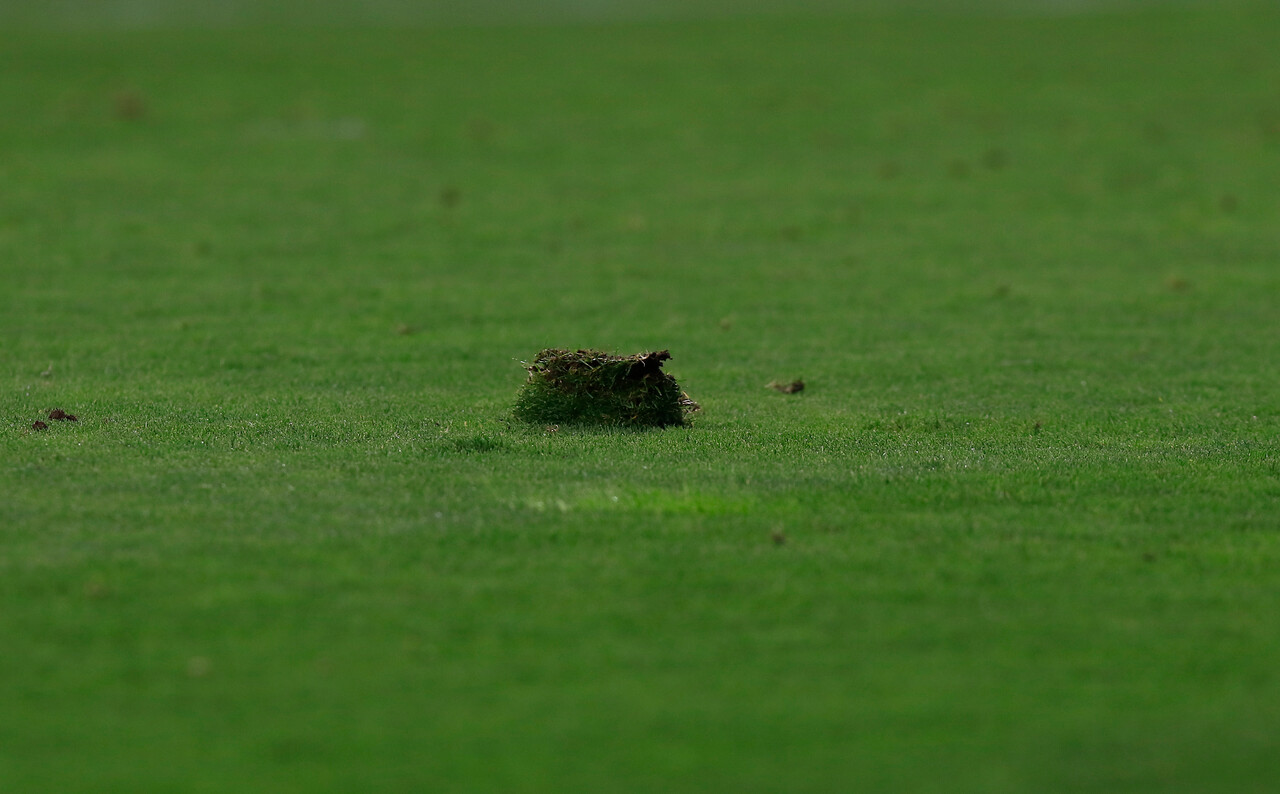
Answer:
[514, 348, 700, 428]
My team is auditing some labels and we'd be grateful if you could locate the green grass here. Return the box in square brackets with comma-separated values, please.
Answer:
[3, 4, 1280, 792]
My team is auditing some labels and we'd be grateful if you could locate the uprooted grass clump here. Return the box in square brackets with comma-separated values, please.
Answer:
[514, 348, 700, 428]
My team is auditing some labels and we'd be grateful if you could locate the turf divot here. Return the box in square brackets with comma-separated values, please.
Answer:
[514, 348, 699, 428]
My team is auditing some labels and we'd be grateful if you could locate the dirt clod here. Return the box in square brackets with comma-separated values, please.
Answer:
[771, 530, 787, 545]
[467, 118, 495, 143]
[767, 379, 805, 394]
[32, 420, 48, 431]
[114, 90, 146, 121]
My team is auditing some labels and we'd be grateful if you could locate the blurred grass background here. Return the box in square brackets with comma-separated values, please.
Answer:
[0, 0, 1237, 28]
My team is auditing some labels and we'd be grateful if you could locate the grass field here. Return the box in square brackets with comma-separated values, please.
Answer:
[3, 3, 1280, 791]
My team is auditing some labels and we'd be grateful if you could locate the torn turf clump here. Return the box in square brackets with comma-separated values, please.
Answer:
[514, 348, 699, 427]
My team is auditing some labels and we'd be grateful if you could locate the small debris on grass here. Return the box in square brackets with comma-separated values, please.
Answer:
[395, 323, 416, 336]
[83, 578, 111, 599]
[186, 656, 213, 678]
[514, 348, 699, 428]
[983, 147, 1008, 170]
[1033, 421, 1042, 434]
[48, 408, 77, 422]
[1167, 276, 1192, 292]
[771, 530, 787, 545]
[467, 117, 495, 143]
[40, 365, 52, 378]
[113, 90, 146, 121]
[767, 379, 805, 394]
[32, 420, 49, 431]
